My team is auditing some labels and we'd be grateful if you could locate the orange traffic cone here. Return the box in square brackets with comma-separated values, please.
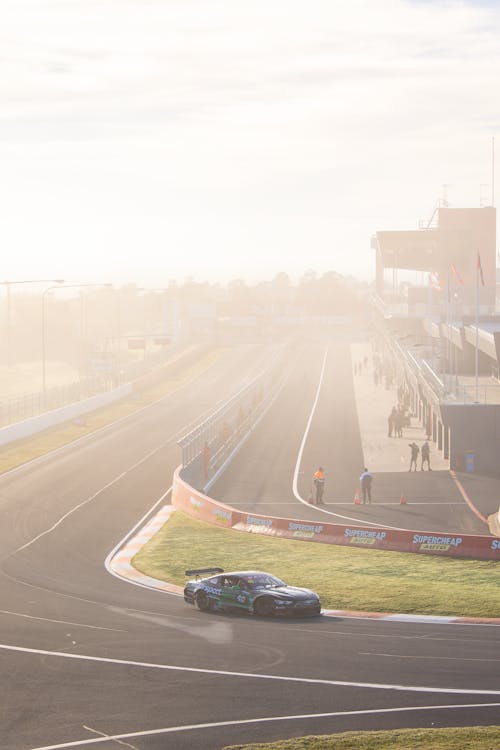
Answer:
[354, 491, 362, 505]
[399, 493, 407, 505]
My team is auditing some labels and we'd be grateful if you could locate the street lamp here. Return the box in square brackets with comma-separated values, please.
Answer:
[42, 283, 112, 394]
[1, 279, 64, 368]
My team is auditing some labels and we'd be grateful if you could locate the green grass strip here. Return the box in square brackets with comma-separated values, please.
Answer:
[132, 512, 500, 618]
[222, 726, 500, 749]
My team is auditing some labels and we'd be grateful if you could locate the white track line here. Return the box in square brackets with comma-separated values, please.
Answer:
[360, 652, 500, 662]
[0, 610, 124, 632]
[292, 348, 328, 503]
[292, 348, 403, 530]
[1, 642, 499, 695]
[30, 703, 500, 750]
[13, 446, 169, 554]
[82, 725, 138, 750]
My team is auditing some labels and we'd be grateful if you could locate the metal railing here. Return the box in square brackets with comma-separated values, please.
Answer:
[0, 343, 187, 429]
[0, 375, 115, 427]
[444, 383, 500, 405]
[178, 348, 290, 486]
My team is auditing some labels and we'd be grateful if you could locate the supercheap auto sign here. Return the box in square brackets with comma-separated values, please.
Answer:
[412, 534, 462, 552]
[173, 468, 500, 560]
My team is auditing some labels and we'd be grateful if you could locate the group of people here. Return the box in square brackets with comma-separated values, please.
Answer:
[408, 440, 432, 471]
[353, 356, 369, 376]
[312, 466, 373, 506]
[312, 442, 431, 506]
[387, 404, 410, 438]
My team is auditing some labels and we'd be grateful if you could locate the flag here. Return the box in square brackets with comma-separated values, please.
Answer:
[428, 271, 442, 291]
[450, 264, 464, 286]
[477, 252, 485, 286]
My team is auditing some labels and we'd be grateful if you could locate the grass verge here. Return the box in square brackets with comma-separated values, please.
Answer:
[222, 726, 500, 749]
[132, 512, 500, 618]
[0, 349, 221, 474]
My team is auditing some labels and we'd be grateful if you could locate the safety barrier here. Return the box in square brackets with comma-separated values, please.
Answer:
[488, 506, 500, 537]
[177, 346, 291, 488]
[0, 383, 133, 447]
[172, 467, 500, 561]
[0, 344, 207, 449]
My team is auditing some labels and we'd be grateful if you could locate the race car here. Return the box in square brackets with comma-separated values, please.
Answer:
[183, 568, 321, 617]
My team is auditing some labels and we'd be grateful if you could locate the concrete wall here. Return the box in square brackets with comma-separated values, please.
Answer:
[0, 383, 132, 447]
[441, 403, 500, 476]
[0, 344, 210, 449]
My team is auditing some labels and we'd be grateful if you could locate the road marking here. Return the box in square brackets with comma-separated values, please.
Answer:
[30, 703, 500, 749]
[449, 470, 489, 525]
[292, 348, 403, 530]
[285, 626, 500, 640]
[13, 444, 169, 554]
[228, 501, 466, 506]
[292, 347, 328, 505]
[1, 642, 499, 695]
[82, 726, 138, 749]
[360, 652, 500, 662]
[103, 488, 179, 595]
[0, 610, 124, 632]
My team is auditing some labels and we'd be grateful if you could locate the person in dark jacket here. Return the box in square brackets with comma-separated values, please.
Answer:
[421, 441, 431, 471]
[409, 442, 419, 471]
[388, 406, 397, 437]
[359, 468, 373, 504]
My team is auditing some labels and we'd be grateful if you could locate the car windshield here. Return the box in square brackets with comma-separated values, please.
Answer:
[242, 574, 285, 590]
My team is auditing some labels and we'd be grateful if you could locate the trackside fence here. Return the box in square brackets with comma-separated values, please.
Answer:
[177, 348, 291, 488]
[0, 342, 196, 429]
[172, 467, 500, 561]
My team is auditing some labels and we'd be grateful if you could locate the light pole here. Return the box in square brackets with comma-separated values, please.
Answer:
[1, 279, 64, 368]
[42, 283, 112, 395]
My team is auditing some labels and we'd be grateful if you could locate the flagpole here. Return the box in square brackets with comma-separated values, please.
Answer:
[492, 136, 495, 207]
[447, 268, 452, 395]
[475, 251, 479, 402]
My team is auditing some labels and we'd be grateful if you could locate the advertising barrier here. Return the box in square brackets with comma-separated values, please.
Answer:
[173, 467, 500, 561]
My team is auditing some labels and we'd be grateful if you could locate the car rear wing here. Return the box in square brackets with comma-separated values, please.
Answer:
[185, 567, 224, 579]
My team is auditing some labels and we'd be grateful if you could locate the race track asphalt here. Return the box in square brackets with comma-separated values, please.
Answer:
[0, 339, 498, 750]
[211, 339, 490, 534]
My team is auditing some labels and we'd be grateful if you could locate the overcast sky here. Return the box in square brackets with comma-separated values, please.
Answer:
[1, 0, 499, 287]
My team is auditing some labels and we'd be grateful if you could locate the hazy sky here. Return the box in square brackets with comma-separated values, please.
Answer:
[1, 0, 499, 286]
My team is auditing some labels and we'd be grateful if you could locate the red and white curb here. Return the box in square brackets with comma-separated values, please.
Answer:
[108, 506, 500, 625]
[322, 610, 500, 625]
[107, 504, 183, 595]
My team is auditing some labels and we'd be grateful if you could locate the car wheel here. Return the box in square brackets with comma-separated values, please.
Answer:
[195, 591, 210, 611]
[254, 597, 275, 617]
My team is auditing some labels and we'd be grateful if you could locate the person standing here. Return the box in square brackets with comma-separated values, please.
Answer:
[394, 407, 403, 438]
[359, 468, 373, 504]
[421, 441, 431, 471]
[388, 406, 396, 437]
[408, 442, 419, 471]
[313, 467, 326, 505]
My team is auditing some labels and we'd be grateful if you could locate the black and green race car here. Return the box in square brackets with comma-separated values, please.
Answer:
[183, 568, 321, 617]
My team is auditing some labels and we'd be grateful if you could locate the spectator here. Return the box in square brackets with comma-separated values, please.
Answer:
[359, 468, 373, 504]
[421, 441, 432, 471]
[313, 467, 326, 506]
[408, 442, 419, 471]
[388, 406, 397, 437]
